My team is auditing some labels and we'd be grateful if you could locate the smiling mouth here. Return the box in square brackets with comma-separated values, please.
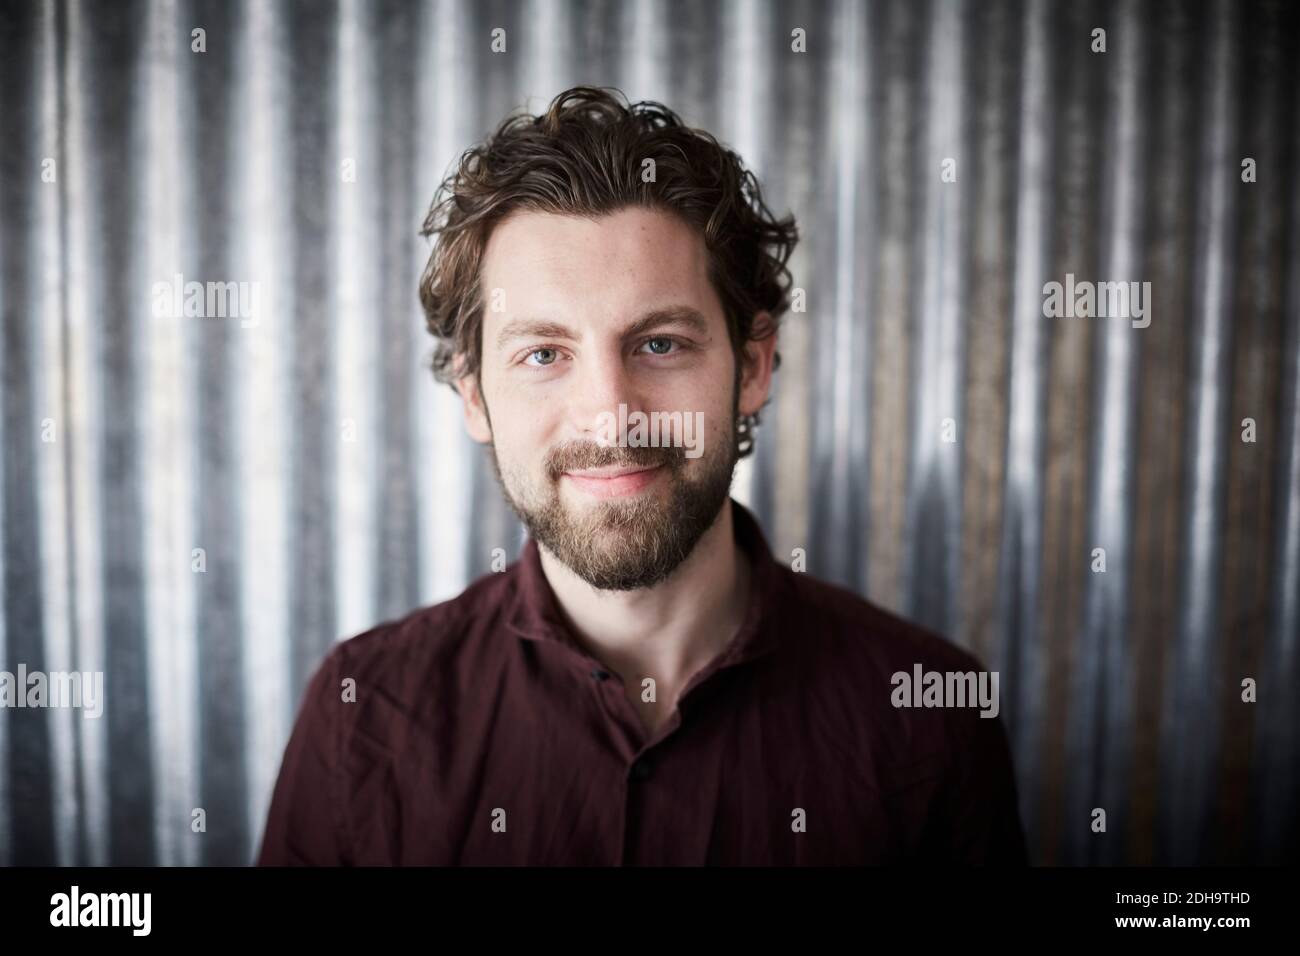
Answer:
[560, 464, 664, 498]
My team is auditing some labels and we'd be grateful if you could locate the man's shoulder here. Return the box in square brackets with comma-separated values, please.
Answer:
[308, 564, 519, 700]
[776, 563, 986, 675]
[775, 565, 1014, 804]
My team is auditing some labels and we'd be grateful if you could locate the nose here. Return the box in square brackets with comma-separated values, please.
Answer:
[566, 343, 645, 443]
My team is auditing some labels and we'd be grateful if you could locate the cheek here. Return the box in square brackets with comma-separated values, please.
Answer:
[492, 372, 559, 420]
[495, 417, 534, 458]
[490, 397, 556, 465]
[675, 388, 734, 455]
[708, 404, 735, 450]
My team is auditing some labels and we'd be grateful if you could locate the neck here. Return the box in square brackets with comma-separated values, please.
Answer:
[536, 499, 752, 691]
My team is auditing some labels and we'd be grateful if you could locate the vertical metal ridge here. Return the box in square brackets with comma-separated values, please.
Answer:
[1252, 44, 1300, 864]
[0, 64, 7, 858]
[60, 0, 110, 867]
[903, 0, 966, 638]
[1160, 0, 1240, 865]
[723, 0, 772, 514]
[625, 0, 672, 106]
[769, 0, 826, 562]
[958, 0, 1015, 667]
[1037, 0, 1104, 865]
[190, 0, 249, 866]
[815, 0, 871, 588]
[30, 0, 78, 868]
[864, 0, 919, 613]
[748, 0, 798, 530]
[0, 0, 26, 869]
[95, 0, 157, 866]
[140, 0, 199, 868]
[235, 0, 292, 864]
[1127, 0, 1196, 866]
[416, 0, 476, 604]
[373, 1, 422, 623]
[659, 0, 723, 135]
[334, 0, 380, 638]
[523, 0, 575, 106]
[284, 0, 340, 700]
[1067, 0, 1146, 866]
[997, 0, 1053, 859]
[1214, 0, 1289, 863]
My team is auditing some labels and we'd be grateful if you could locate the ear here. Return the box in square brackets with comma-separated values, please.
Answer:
[737, 312, 778, 418]
[453, 367, 493, 444]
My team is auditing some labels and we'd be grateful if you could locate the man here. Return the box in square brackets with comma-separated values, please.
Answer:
[257, 86, 1027, 866]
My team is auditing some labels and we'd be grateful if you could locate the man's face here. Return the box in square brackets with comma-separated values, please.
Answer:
[458, 206, 773, 591]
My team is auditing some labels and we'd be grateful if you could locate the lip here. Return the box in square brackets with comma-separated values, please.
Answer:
[561, 464, 663, 498]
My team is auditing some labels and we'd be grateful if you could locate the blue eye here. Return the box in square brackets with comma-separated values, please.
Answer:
[640, 336, 676, 355]
[525, 348, 559, 366]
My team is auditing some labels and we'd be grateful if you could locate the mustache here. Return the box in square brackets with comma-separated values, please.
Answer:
[545, 441, 685, 480]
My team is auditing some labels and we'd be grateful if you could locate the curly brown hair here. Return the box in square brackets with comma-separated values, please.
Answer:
[417, 86, 798, 458]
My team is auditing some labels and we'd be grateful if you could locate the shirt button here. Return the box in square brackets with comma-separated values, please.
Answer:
[591, 668, 611, 681]
[630, 758, 652, 781]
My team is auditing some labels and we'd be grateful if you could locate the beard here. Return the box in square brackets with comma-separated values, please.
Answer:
[488, 407, 740, 592]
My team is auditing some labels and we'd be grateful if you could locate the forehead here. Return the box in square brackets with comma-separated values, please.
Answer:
[479, 206, 721, 323]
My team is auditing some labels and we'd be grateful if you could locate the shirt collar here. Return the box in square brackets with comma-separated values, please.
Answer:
[505, 498, 788, 667]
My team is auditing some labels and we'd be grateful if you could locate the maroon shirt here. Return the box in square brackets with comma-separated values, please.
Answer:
[257, 500, 1027, 865]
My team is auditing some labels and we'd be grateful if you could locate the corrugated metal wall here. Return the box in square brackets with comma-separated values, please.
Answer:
[1, 0, 1296, 866]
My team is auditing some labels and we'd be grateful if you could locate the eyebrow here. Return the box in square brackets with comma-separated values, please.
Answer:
[493, 306, 712, 352]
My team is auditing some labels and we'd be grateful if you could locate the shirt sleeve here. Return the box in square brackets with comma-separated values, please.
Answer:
[255, 645, 351, 866]
[945, 707, 1030, 865]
